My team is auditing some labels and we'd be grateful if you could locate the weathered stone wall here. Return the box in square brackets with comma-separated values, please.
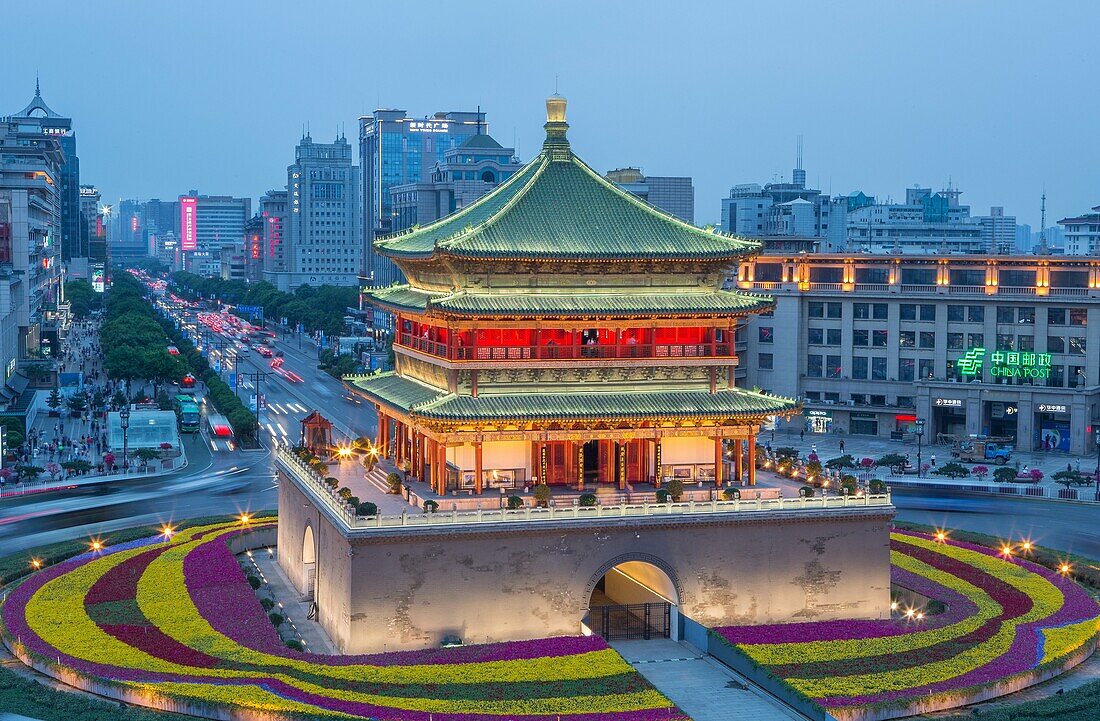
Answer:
[276, 474, 352, 650]
[314, 509, 892, 653]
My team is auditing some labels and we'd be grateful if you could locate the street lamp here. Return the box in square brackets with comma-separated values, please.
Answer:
[1094, 428, 1100, 502]
[915, 418, 926, 478]
[119, 406, 131, 471]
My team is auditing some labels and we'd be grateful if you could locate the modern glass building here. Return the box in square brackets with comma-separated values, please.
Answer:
[358, 109, 485, 287]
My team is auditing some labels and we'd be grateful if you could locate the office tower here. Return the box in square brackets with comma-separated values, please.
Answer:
[605, 168, 694, 223]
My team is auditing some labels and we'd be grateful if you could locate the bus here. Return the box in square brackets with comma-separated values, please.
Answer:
[180, 373, 197, 392]
[174, 395, 201, 433]
[208, 413, 234, 439]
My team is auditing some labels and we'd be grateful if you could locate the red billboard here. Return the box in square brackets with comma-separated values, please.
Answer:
[180, 197, 197, 251]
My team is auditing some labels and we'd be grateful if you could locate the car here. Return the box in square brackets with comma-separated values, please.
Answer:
[258, 347, 273, 358]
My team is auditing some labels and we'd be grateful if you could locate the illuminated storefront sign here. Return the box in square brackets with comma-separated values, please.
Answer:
[958, 348, 1052, 380]
[91, 266, 105, 293]
[407, 120, 450, 133]
[934, 398, 964, 408]
[1037, 404, 1068, 414]
[79, 186, 99, 197]
[179, 197, 197, 251]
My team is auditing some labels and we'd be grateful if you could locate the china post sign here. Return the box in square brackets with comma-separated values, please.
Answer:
[958, 347, 1052, 380]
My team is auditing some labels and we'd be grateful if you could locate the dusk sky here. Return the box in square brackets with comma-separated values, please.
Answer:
[2, 0, 1096, 228]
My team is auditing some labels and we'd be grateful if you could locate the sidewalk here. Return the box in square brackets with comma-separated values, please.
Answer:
[613, 639, 808, 721]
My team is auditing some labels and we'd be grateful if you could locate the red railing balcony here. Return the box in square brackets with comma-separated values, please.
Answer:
[398, 333, 732, 362]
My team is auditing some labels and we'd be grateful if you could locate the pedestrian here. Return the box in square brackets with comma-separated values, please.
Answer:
[800, 429, 805, 442]
[930, 454, 936, 468]
[839, 439, 845, 453]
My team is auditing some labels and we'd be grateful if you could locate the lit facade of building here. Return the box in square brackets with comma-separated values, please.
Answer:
[737, 253, 1100, 454]
[351, 97, 796, 495]
[259, 189, 288, 283]
[271, 134, 360, 290]
[359, 109, 486, 286]
[389, 132, 522, 233]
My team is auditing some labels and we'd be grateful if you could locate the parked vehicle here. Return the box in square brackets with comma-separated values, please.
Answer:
[949, 435, 1014, 465]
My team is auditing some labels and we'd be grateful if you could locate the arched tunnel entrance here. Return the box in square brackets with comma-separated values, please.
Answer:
[586, 560, 678, 641]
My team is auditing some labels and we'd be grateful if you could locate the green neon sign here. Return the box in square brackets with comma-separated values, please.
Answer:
[957, 347, 1052, 379]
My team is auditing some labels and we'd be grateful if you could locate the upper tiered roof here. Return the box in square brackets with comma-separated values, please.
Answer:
[374, 96, 759, 263]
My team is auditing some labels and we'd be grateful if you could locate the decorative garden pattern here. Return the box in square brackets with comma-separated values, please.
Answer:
[715, 530, 1100, 719]
[0, 520, 686, 720]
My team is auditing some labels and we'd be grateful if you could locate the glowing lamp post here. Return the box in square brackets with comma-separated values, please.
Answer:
[119, 406, 131, 472]
[915, 418, 926, 478]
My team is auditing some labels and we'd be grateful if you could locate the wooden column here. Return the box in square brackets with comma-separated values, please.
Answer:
[733, 438, 743, 486]
[747, 437, 757, 486]
[576, 441, 584, 490]
[375, 409, 386, 450]
[437, 441, 448, 495]
[474, 442, 483, 495]
[654, 440, 662, 486]
[617, 441, 626, 490]
[714, 437, 724, 487]
[427, 437, 437, 492]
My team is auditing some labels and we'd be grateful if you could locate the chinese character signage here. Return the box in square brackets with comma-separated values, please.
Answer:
[180, 197, 197, 251]
[958, 348, 1051, 380]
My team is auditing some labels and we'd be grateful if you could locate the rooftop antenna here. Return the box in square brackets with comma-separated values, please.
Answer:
[796, 135, 803, 170]
[35, 74, 41, 97]
[476, 105, 483, 135]
[554, 74, 559, 94]
[1039, 189, 1048, 255]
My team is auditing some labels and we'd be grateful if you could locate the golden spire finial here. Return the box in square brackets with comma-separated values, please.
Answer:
[546, 93, 567, 123]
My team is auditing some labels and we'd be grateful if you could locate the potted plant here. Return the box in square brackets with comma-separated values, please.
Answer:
[423, 499, 439, 513]
[578, 492, 597, 507]
[533, 483, 551, 508]
[798, 485, 815, 498]
[506, 495, 524, 510]
[666, 478, 684, 502]
[386, 472, 403, 494]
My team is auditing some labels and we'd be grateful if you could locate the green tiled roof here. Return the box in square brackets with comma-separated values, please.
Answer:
[366, 284, 773, 317]
[345, 372, 446, 414]
[374, 149, 758, 261]
[416, 388, 797, 422]
[347, 372, 797, 422]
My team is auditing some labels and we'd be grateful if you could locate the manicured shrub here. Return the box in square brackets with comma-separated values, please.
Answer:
[345, 496, 360, 508]
[260, 598, 275, 611]
[932, 462, 970, 479]
[868, 479, 887, 494]
[356, 501, 378, 516]
[268, 612, 285, 627]
[337, 487, 352, 500]
[798, 485, 815, 498]
[324, 477, 339, 489]
[722, 487, 741, 501]
[386, 472, 403, 494]
[247, 575, 261, 590]
[578, 492, 597, 507]
[506, 495, 524, 510]
[285, 639, 303, 651]
[423, 499, 439, 513]
[993, 466, 1018, 484]
[533, 484, 551, 507]
[666, 478, 684, 501]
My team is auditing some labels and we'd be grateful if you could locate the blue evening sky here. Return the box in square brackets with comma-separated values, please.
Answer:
[2, 0, 1096, 228]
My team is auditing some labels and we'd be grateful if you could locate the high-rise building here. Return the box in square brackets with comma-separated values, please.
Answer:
[0, 115, 65, 363]
[977, 206, 1017, 254]
[178, 193, 250, 277]
[269, 133, 359, 290]
[720, 158, 847, 250]
[243, 214, 263, 282]
[359, 109, 485, 286]
[4, 82, 80, 263]
[1058, 204, 1100, 256]
[259, 190, 289, 284]
[604, 168, 694, 223]
[390, 132, 522, 232]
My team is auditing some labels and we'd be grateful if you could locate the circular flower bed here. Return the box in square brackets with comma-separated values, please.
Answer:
[1, 520, 685, 720]
[715, 529, 1100, 720]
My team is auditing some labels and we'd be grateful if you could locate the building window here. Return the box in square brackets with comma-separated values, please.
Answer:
[873, 303, 888, 320]
[919, 358, 935, 379]
[850, 415, 879, 436]
[808, 302, 824, 318]
[898, 358, 915, 382]
[947, 332, 964, 351]
[852, 356, 868, 379]
[920, 304, 936, 321]
[1018, 335, 1035, 351]
[855, 267, 890, 284]
[826, 328, 842, 345]
[1048, 336, 1065, 354]
[1069, 337, 1087, 355]
[950, 269, 985, 286]
[1050, 365, 1065, 387]
[947, 305, 965, 322]
[758, 353, 773, 370]
[827, 302, 842, 319]
[919, 332, 936, 349]
[897, 395, 915, 408]
[900, 304, 917, 321]
[1070, 308, 1088, 326]
[901, 268, 937, 285]
[853, 329, 869, 347]
[826, 355, 842, 378]
[1048, 308, 1067, 325]
[997, 307, 1014, 324]
[968, 306, 985, 322]
[997, 334, 1015, 350]
[1018, 307, 1035, 324]
[899, 331, 915, 348]
[873, 330, 889, 347]
[759, 327, 774, 343]
[872, 357, 887, 381]
[808, 328, 824, 345]
[968, 333, 985, 349]
[870, 394, 887, 406]
[807, 355, 822, 377]
[853, 303, 870, 319]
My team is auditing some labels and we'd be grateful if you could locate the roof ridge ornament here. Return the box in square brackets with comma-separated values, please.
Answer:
[543, 94, 570, 161]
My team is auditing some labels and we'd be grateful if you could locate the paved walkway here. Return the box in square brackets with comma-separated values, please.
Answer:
[252, 550, 336, 654]
[612, 639, 808, 721]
